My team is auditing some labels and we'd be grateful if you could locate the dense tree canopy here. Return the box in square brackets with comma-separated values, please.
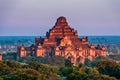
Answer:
[1, 53, 120, 80]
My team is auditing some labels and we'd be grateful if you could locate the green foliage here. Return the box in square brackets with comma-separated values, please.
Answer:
[3, 61, 21, 68]
[63, 59, 118, 80]
[0, 62, 11, 75]
[28, 62, 59, 75]
[91, 56, 109, 67]
[39, 74, 46, 80]
[85, 67, 99, 75]
[18, 56, 48, 64]
[47, 56, 65, 66]
[2, 74, 37, 80]
[96, 59, 120, 79]
[77, 63, 84, 68]
[18, 56, 65, 67]
[0, 61, 63, 80]
[25, 69, 40, 77]
[66, 66, 117, 80]
[59, 59, 73, 77]
[1, 55, 120, 80]
[65, 59, 72, 67]
[84, 58, 91, 67]
[86, 74, 117, 80]
[59, 67, 73, 76]
[67, 70, 88, 80]
[0, 77, 3, 80]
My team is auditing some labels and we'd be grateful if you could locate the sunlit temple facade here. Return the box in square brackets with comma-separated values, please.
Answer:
[17, 16, 106, 64]
[0, 54, 2, 61]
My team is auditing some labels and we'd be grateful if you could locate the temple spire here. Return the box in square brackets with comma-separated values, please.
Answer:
[55, 16, 68, 26]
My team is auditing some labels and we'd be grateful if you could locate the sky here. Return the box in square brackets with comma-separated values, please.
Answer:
[0, 0, 120, 36]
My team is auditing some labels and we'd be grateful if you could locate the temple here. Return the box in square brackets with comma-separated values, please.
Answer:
[17, 16, 106, 64]
[0, 54, 2, 61]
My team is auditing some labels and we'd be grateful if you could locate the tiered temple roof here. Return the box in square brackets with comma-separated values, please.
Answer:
[43, 16, 83, 47]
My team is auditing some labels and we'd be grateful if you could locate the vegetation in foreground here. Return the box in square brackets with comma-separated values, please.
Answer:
[1, 53, 120, 80]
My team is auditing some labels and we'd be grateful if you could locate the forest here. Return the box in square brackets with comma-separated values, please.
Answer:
[0, 53, 120, 80]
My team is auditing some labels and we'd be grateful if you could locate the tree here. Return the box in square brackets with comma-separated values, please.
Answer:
[0, 62, 11, 75]
[91, 56, 109, 67]
[85, 67, 99, 75]
[86, 74, 117, 80]
[3, 61, 21, 68]
[67, 71, 88, 80]
[84, 58, 91, 67]
[59, 67, 73, 76]
[0, 77, 3, 80]
[96, 59, 120, 79]
[65, 59, 72, 67]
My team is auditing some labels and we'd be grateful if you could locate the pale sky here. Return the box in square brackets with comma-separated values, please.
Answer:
[0, 0, 120, 36]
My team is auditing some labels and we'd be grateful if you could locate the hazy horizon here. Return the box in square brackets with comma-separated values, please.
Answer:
[0, 0, 120, 36]
[0, 34, 120, 36]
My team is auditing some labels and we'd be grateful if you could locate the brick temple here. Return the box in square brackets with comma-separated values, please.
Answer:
[17, 16, 106, 64]
[0, 54, 2, 61]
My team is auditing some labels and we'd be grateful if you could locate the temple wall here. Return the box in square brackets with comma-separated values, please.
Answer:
[0, 55, 2, 61]
[20, 50, 27, 57]
[36, 49, 44, 57]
